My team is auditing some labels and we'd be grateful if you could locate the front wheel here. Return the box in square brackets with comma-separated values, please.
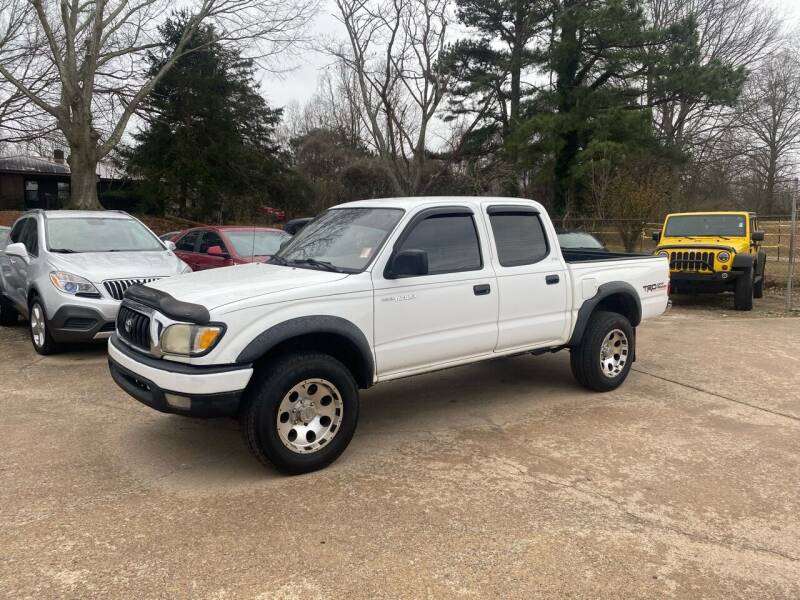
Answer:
[754, 266, 764, 299]
[570, 311, 634, 392]
[734, 268, 754, 311]
[29, 298, 61, 355]
[240, 352, 359, 474]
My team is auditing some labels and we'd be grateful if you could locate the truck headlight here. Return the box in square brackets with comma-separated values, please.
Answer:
[160, 324, 224, 356]
[49, 271, 100, 297]
[717, 251, 730, 262]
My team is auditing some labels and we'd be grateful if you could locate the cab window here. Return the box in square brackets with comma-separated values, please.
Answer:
[394, 213, 482, 275]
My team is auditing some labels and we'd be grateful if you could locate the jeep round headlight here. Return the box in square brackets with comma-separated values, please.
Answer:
[717, 251, 730, 262]
[159, 324, 224, 356]
[656, 250, 668, 257]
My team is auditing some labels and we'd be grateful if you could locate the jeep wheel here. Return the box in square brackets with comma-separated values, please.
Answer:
[570, 311, 635, 392]
[240, 352, 359, 474]
[0, 301, 17, 326]
[754, 266, 764, 299]
[734, 268, 754, 311]
[29, 298, 61, 355]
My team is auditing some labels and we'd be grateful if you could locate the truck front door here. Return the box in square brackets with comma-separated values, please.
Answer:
[372, 207, 498, 377]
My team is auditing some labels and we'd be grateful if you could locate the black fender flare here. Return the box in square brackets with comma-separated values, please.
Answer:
[732, 253, 755, 271]
[567, 282, 642, 347]
[236, 315, 375, 387]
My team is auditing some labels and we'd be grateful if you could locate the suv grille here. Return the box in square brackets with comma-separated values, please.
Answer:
[668, 250, 715, 272]
[116, 305, 151, 350]
[104, 278, 163, 301]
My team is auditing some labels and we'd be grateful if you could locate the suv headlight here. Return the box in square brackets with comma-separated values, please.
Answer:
[717, 251, 731, 262]
[49, 271, 100, 297]
[160, 323, 224, 356]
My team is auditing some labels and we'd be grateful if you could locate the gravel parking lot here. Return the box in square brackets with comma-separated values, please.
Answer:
[1, 300, 799, 599]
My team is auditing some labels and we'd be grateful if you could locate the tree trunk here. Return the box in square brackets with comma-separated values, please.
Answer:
[66, 147, 103, 210]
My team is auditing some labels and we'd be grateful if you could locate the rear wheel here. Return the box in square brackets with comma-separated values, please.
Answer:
[240, 352, 359, 474]
[29, 298, 61, 355]
[570, 311, 634, 392]
[734, 268, 754, 311]
[754, 265, 764, 299]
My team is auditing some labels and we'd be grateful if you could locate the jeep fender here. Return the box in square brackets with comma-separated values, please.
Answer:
[236, 315, 375, 388]
[732, 253, 755, 271]
[568, 282, 642, 348]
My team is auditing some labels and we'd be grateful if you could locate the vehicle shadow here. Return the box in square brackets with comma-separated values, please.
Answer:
[120, 352, 580, 488]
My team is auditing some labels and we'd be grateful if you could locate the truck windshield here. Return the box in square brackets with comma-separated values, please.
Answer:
[46, 217, 164, 252]
[273, 207, 404, 272]
[664, 215, 746, 237]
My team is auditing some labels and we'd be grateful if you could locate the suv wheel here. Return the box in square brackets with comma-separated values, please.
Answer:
[570, 310, 634, 392]
[29, 298, 61, 355]
[240, 352, 359, 474]
[734, 268, 754, 311]
[754, 265, 765, 299]
[0, 302, 17, 326]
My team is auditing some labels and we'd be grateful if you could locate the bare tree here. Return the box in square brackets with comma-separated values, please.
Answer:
[738, 49, 800, 214]
[331, 0, 450, 195]
[0, 0, 316, 208]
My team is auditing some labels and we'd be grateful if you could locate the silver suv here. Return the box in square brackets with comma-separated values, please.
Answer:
[0, 210, 190, 354]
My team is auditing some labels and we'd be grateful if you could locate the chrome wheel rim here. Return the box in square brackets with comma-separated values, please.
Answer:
[599, 329, 628, 378]
[30, 304, 45, 348]
[276, 378, 343, 454]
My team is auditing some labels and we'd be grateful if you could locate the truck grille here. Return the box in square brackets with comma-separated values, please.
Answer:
[103, 278, 163, 301]
[116, 305, 151, 350]
[668, 250, 715, 272]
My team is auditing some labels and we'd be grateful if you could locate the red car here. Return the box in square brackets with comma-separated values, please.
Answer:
[172, 226, 290, 271]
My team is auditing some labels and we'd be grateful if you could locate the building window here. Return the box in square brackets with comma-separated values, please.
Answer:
[24, 180, 39, 204]
[57, 182, 70, 203]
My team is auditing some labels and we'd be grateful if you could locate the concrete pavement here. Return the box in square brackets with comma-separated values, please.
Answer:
[1, 304, 799, 599]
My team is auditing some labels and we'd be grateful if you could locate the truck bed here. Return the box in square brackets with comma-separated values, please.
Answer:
[562, 249, 653, 263]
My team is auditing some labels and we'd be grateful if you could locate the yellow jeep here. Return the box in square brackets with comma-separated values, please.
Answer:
[652, 211, 766, 311]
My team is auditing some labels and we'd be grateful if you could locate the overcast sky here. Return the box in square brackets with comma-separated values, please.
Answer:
[261, 0, 800, 110]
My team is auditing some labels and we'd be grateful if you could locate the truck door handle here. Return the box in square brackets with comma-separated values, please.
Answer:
[546, 274, 560, 285]
[473, 284, 491, 296]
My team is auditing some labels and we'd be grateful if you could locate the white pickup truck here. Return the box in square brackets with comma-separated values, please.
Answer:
[108, 197, 669, 473]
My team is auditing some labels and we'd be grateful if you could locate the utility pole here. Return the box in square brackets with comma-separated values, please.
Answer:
[787, 178, 798, 313]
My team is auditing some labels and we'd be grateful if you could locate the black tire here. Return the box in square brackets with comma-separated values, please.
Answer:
[754, 266, 764, 299]
[240, 352, 359, 474]
[570, 310, 635, 392]
[734, 268, 754, 311]
[28, 298, 61, 355]
[0, 301, 17, 326]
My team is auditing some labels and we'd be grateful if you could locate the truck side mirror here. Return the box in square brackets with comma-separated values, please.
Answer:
[4, 242, 30, 264]
[651, 231, 661, 242]
[386, 249, 429, 278]
[751, 231, 764, 242]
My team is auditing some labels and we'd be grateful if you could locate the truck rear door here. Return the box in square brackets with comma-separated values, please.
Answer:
[482, 203, 570, 351]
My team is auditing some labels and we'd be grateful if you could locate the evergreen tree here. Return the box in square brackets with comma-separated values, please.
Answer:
[127, 14, 297, 221]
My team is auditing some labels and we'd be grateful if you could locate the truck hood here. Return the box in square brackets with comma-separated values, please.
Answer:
[144, 263, 350, 310]
[48, 250, 186, 282]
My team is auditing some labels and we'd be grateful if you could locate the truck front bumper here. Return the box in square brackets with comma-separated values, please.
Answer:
[107, 335, 253, 417]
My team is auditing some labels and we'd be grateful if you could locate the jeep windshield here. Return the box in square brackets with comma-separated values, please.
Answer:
[46, 217, 164, 252]
[664, 214, 746, 238]
[271, 207, 404, 272]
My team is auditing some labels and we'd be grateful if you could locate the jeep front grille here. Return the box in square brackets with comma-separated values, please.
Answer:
[103, 278, 162, 301]
[668, 250, 715, 272]
[116, 305, 151, 350]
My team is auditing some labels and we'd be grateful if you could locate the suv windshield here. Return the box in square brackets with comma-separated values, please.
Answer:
[46, 217, 164, 252]
[226, 230, 289, 257]
[273, 207, 403, 272]
[664, 214, 746, 237]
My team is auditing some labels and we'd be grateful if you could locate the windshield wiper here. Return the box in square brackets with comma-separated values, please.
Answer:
[290, 258, 344, 273]
[267, 254, 290, 266]
[49, 248, 79, 253]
